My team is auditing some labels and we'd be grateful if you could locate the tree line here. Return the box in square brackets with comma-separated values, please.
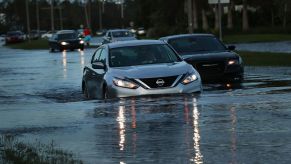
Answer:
[0, 0, 290, 37]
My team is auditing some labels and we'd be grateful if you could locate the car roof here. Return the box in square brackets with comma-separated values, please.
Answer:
[160, 33, 215, 41]
[56, 30, 76, 34]
[107, 40, 165, 49]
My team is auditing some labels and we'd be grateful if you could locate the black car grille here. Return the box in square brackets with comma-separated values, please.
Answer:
[139, 76, 178, 89]
[191, 61, 225, 75]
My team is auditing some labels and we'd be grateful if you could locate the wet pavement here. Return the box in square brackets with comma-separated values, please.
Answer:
[234, 41, 291, 53]
[0, 45, 291, 163]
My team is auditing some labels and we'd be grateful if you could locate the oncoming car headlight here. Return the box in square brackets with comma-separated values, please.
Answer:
[182, 73, 198, 85]
[79, 40, 84, 44]
[61, 41, 68, 46]
[113, 78, 138, 89]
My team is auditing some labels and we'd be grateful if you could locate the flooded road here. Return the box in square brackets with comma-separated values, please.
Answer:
[0, 45, 291, 163]
[234, 41, 291, 53]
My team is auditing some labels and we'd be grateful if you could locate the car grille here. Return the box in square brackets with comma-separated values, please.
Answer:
[138, 75, 178, 89]
[191, 61, 225, 75]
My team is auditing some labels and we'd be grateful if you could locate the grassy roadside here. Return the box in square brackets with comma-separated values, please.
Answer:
[224, 34, 291, 44]
[4, 39, 49, 50]
[0, 135, 83, 164]
[237, 51, 291, 66]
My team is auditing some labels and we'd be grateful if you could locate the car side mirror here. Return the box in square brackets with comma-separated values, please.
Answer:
[228, 45, 236, 51]
[92, 62, 105, 69]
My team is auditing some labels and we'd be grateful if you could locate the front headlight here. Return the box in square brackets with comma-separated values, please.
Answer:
[113, 78, 138, 89]
[61, 41, 68, 46]
[182, 73, 198, 85]
[228, 57, 242, 65]
[80, 40, 84, 44]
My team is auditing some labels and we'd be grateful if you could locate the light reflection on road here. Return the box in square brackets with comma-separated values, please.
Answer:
[62, 51, 67, 79]
[192, 97, 203, 164]
[117, 100, 126, 151]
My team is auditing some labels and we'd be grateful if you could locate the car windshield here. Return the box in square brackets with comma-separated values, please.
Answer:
[58, 33, 77, 40]
[168, 36, 226, 55]
[109, 44, 180, 67]
[112, 31, 133, 38]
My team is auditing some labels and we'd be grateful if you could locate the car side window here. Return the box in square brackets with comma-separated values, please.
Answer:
[91, 48, 103, 63]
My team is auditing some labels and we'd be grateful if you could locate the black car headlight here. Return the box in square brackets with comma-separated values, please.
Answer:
[61, 41, 69, 46]
[228, 57, 242, 65]
[182, 73, 198, 85]
[113, 78, 138, 89]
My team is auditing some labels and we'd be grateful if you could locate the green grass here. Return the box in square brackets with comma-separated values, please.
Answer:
[5, 39, 49, 50]
[237, 51, 291, 66]
[224, 34, 291, 44]
[0, 135, 83, 164]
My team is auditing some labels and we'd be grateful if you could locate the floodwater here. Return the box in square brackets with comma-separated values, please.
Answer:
[0, 45, 291, 164]
[234, 41, 291, 53]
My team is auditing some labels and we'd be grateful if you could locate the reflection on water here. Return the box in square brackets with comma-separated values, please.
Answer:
[230, 106, 237, 164]
[62, 51, 67, 79]
[79, 50, 85, 68]
[117, 101, 126, 151]
[191, 98, 203, 164]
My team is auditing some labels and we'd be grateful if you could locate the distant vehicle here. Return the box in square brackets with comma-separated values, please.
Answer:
[137, 27, 146, 36]
[48, 30, 84, 52]
[28, 30, 40, 40]
[96, 29, 107, 36]
[0, 34, 5, 42]
[102, 29, 137, 44]
[160, 34, 244, 82]
[82, 40, 202, 99]
[5, 31, 26, 44]
[41, 31, 53, 39]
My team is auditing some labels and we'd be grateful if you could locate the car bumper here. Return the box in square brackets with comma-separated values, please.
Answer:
[108, 80, 202, 98]
[60, 44, 83, 49]
[200, 65, 244, 82]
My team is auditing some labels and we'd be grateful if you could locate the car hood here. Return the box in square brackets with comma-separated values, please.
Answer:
[109, 61, 192, 79]
[182, 51, 239, 62]
[112, 37, 137, 42]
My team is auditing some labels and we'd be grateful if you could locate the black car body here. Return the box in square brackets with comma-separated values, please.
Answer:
[49, 30, 84, 52]
[5, 31, 26, 44]
[160, 34, 244, 82]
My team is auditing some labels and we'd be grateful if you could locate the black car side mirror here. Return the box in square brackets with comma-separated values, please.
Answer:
[92, 62, 105, 69]
[228, 45, 236, 51]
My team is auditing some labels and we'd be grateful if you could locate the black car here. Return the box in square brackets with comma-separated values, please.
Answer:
[160, 34, 244, 82]
[49, 30, 84, 52]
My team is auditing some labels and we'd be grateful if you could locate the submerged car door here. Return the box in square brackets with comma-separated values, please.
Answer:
[85, 47, 107, 98]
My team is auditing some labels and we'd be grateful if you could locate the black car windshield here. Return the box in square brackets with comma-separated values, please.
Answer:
[112, 31, 133, 38]
[168, 36, 226, 55]
[109, 44, 181, 67]
[58, 33, 77, 40]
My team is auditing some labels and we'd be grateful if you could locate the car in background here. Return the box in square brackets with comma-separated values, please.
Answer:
[28, 30, 40, 40]
[82, 40, 202, 99]
[137, 27, 146, 36]
[5, 31, 26, 44]
[160, 34, 244, 82]
[41, 31, 53, 39]
[102, 29, 136, 44]
[48, 30, 84, 52]
[0, 34, 5, 42]
[96, 29, 107, 37]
